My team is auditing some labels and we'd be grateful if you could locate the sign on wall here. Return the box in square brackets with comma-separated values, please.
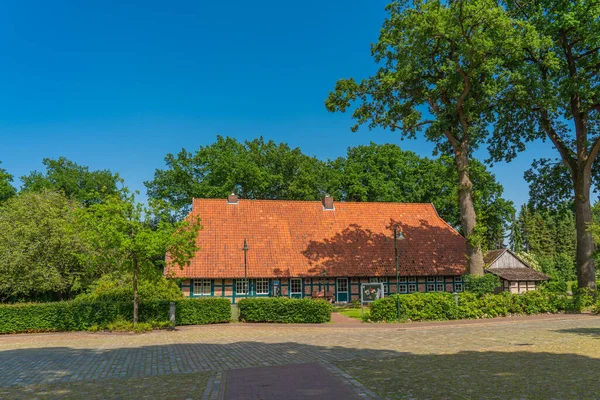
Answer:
[361, 283, 384, 303]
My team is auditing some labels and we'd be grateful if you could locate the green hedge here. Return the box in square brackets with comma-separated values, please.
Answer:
[0, 298, 231, 334]
[238, 297, 332, 323]
[368, 291, 571, 323]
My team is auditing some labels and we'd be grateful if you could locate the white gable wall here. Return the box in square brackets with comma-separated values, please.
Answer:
[488, 251, 529, 269]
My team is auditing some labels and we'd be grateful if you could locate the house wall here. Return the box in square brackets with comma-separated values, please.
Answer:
[179, 275, 466, 303]
[501, 279, 538, 294]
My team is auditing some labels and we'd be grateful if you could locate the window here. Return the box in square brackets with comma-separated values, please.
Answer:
[236, 279, 248, 295]
[370, 277, 388, 293]
[193, 279, 211, 296]
[436, 276, 445, 282]
[454, 276, 463, 282]
[454, 283, 464, 292]
[408, 276, 417, 283]
[436, 283, 445, 292]
[398, 276, 407, 283]
[290, 278, 302, 294]
[427, 276, 436, 282]
[427, 283, 436, 292]
[337, 278, 348, 292]
[408, 284, 417, 293]
[399, 284, 407, 293]
[256, 279, 269, 295]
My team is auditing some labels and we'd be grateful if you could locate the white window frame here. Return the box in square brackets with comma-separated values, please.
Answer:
[398, 276, 407, 283]
[427, 276, 436, 282]
[193, 279, 211, 296]
[454, 283, 464, 292]
[336, 278, 348, 293]
[436, 276, 445, 282]
[290, 278, 302, 294]
[408, 283, 417, 293]
[236, 279, 249, 295]
[427, 283, 436, 292]
[408, 276, 417, 283]
[399, 284, 408, 293]
[436, 283, 445, 292]
[256, 278, 269, 295]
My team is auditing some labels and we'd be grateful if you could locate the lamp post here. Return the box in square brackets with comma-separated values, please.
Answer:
[394, 227, 405, 321]
[243, 238, 249, 295]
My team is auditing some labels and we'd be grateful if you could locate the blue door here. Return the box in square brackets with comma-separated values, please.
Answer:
[336, 278, 348, 303]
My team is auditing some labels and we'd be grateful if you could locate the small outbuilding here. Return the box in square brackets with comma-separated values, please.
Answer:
[484, 249, 549, 294]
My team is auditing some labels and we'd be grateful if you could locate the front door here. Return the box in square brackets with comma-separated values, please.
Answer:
[336, 278, 348, 303]
[290, 278, 303, 298]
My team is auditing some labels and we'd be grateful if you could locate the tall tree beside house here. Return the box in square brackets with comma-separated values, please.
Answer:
[21, 157, 122, 206]
[145, 136, 331, 218]
[490, 0, 600, 290]
[77, 191, 201, 325]
[0, 191, 93, 302]
[0, 161, 16, 202]
[331, 143, 514, 250]
[325, 0, 529, 274]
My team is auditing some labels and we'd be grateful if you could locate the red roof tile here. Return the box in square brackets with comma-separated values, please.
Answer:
[166, 198, 467, 279]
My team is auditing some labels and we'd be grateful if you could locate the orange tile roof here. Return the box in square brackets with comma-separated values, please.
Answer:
[166, 198, 467, 279]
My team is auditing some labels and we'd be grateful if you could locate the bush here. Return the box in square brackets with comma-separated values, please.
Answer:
[0, 298, 231, 334]
[542, 281, 569, 293]
[572, 288, 596, 312]
[367, 290, 571, 323]
[463, 274, 500, 296]
[238, 298, 332, 323]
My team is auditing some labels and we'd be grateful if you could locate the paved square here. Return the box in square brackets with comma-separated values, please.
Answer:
[0, 314, 599, 399]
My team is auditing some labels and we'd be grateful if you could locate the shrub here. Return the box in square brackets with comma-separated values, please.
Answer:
[367, 290, 571, 323]
[463, 274, 500, 296]
[0, 298, 231, 334]
[572, 288, 596, 312]
[542, 281, 568, 293]
[238, 298, 332, 323]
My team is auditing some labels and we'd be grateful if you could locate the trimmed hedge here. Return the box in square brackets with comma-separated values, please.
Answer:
[0, 298, 231, 334]
[238, 297, 332, 323]
[368, 291, 571, 323]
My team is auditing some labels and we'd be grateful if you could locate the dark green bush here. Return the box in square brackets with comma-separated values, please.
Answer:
[75, 273, 184, 303]
[542, 281, 569, 293]
[238, 298, 332, 323]
[463, 274, 501, 296]
[0, 298, 231, 334]
[367, 290, 571, 323]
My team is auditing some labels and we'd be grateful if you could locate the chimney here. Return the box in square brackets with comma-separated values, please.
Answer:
[227, 192, 239, 204]
[322, 195, 334, 210]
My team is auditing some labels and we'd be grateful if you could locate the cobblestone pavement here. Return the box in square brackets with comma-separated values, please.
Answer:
[0, 314, 599, 399]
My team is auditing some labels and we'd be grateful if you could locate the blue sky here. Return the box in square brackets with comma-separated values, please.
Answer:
[0, 0, 555, 207]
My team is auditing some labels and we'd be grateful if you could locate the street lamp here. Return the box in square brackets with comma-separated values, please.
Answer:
[242, 238, 249, 295]
[394, 227, 405, 321]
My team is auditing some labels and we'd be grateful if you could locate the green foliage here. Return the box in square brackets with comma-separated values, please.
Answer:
[75, 273, 184, 303]
[0, 298, 231, 334]
[0, 161, 16, 202]
[463, 274, 500, 296]
[145, 136, 331, 217]
[368, 291, 571, 323]
[572, 288, 596, 312]
[20, 157, 122, 206]
[238, 298, 332, 323]
[541, 281, 568, 294]
[0, 191, 96, 301]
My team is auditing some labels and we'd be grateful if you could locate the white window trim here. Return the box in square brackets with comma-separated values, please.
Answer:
[290, 278, 302, 294]
[427, 283, 436, 292]
[408, 283, 417, 293]
[436, 283, 445, 292]
[336, 278, 348, 293]
[427, 276, 436, 282]
[236, 279, 249, 295]
[193, 279, 211, 296]
[454, 283, 464, 292]
[256, 278, 269, 295]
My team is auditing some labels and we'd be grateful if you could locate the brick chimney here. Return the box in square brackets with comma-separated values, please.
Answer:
[227, 192, 239, 204]
[322, 195, 334, 210]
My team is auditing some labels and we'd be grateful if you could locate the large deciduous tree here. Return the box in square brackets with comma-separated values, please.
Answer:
[21, 157, 122, 205]
[78, 192, 201, 325]
[491, 0, 600, 290]
[145, 136, 331, 217]
[0, 191, 92, 301]
[325, 0, 527, 274]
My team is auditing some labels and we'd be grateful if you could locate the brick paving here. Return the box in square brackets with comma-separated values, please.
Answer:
[0, 314, 598, 399]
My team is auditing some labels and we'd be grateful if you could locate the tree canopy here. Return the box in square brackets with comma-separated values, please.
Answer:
[21, 157, 122, 205]
[0, 161, 16, 202]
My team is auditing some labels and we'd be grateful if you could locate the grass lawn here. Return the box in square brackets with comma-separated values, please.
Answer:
[333, 306, 370, 319]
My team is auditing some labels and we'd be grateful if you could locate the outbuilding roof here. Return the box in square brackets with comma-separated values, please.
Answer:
[166, 197, 468, 279]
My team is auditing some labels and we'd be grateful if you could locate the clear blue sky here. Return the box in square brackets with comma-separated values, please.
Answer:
[0, 0, 555, 207]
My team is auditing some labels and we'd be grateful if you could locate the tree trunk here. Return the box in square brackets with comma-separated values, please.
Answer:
[455, 144, 485, 275]
[133, 253, 139, 326]
[574, 169, 597, 291]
